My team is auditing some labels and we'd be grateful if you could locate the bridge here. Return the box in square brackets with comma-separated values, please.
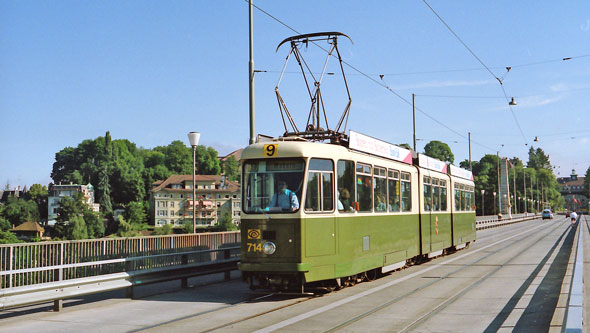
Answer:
[0, 214, 586, 332]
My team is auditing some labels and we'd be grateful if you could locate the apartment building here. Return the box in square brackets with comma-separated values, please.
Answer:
[151, 175, 240, 228]
[48, 183, 100, 222]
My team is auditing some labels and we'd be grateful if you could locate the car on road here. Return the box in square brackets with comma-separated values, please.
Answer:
[542, 209, 553, 220]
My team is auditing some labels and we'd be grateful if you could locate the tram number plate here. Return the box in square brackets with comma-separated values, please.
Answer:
[264, 144, 278, 157]
[247, 242, 262, 252]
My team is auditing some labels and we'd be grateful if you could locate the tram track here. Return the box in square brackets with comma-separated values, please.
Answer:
[318, 219, 568, 332]
[130, 291, 315, 332]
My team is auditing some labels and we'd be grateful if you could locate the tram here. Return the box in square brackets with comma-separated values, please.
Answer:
[238, 32, 476, 292]
[238, 131, 476, 292]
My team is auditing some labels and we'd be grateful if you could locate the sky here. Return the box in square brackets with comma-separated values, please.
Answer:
[1, 1, 589, 189]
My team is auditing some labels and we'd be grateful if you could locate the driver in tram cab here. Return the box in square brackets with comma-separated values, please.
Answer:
[266, 180, 299, 212]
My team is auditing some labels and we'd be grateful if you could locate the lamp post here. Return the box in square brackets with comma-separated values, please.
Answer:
[481, 189, 485, 216]
[188, 132, 200, 233]
[493, 192, 497, 215]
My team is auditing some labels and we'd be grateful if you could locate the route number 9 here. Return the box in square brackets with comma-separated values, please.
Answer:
[264, 144, 278, 157]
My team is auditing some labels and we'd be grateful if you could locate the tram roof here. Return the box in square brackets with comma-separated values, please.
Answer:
[241, 140, 350, 160]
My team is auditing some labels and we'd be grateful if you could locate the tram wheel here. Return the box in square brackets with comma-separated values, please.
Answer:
[364, 269, 378, 281]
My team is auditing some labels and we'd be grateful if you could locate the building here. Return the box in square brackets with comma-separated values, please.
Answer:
[557, 169, 588, 212]
[48, 183, 100, 222]
[0, 186, 26, 203]
[11, 221, 45, 241]
[151, 175, 241, 228]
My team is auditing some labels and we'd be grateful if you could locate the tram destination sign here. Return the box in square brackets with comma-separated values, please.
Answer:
[417, 154, 448, 174]
[348, 130, 413, 165]
[449, 164, 474, 180]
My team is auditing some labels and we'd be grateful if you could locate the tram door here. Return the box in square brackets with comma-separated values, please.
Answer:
[304, 159, 336, 257]
[423, 175, 433, 252]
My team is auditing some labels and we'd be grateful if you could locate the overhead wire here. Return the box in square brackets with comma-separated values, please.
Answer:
[422, 0, 529, 147]
[246, 0, 497, 153]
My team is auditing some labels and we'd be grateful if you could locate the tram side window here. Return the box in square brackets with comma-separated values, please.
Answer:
[401, 172, 412, 212]
[388, 169, 400, 212]
[374, 167, 387, 212]
[305, 158, 334, 212]
[337, 160, 355, 212]
[423, 176, 432, 211]
[432, 178, 440, 211]
[461, 185, 467, 211]
[455, 184, 461, 211]
[440, 180, 447, 211]
[356, 163, 373, 212]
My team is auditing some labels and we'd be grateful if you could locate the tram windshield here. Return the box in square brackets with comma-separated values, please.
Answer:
[243, 158, 305, 214]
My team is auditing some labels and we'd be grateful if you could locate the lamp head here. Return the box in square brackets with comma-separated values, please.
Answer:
[509, 97, 517, 106]
[188, 132, 200, 147]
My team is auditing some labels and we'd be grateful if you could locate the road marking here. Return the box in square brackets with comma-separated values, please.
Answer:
[255, 222, 549, 333]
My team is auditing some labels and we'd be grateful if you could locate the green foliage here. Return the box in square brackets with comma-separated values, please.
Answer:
[527, 147, 552, 170]
[25, 184, 49, 221]
[398, 143, 412, 150]
[68, 215, 88, 240]
[0, 230, 22, 244]
[182, 220, 193, 234]
[584, 166, 590, 197]
[223, 155, 240, 182]
[124, 201, 146, 224]
[423, 140, 454, 164]
[153, 224, 173, 235]
[216, 210, 238, 231]
[0, 217, 10, 231]
[84, 209, 104, 239]
[116, 216, 142, 237]
[1, 196, 40, 227]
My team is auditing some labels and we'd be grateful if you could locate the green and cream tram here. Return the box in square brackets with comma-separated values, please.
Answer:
[238, 131, 476, 292]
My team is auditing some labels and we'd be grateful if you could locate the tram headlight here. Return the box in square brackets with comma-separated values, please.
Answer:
[262, 241, 277, 255]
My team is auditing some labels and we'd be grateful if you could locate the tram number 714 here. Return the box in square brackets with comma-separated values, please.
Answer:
[247, 242, 263, 252]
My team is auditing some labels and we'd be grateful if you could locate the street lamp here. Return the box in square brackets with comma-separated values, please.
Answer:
[493, 192, 497, 215]
[481, 189, 485, 216]
[188, 132, 201, 234]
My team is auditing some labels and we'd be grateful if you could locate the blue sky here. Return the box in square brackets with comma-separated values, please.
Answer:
[1, 1, 589, 189]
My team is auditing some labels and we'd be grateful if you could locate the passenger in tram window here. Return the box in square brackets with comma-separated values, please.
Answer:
[266, 180, 299, 212]
[338, 189, 353, 212]
[375, 194, 387, 212]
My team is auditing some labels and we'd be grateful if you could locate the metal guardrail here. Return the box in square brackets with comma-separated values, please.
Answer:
[564, 215, 584, 332]
[0, 231, 240, 290]
[0, 247, 239, 311]
[476, 213, 540, 230]
[0, 231, 240, 311]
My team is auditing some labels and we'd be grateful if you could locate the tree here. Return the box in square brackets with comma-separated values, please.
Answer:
[0, 230, 21, 244]
[223, 155, 239, 182]
[153, 224, 173, 235]
[0, 217, 11, 231]
[26, 184, 49, 222]
[216, 210, 238, 231]
[423, 140, 454, 164]
[527, 147, 552, 170]
[124, 201, 146, 225]
[1, 196, 39, 227]
[116, 216, 142, 237]
[84, 208, 104, 239]
[584, 166, 590, 199]
[68, 215, 88, 240]
[398, 143, 412, 150]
